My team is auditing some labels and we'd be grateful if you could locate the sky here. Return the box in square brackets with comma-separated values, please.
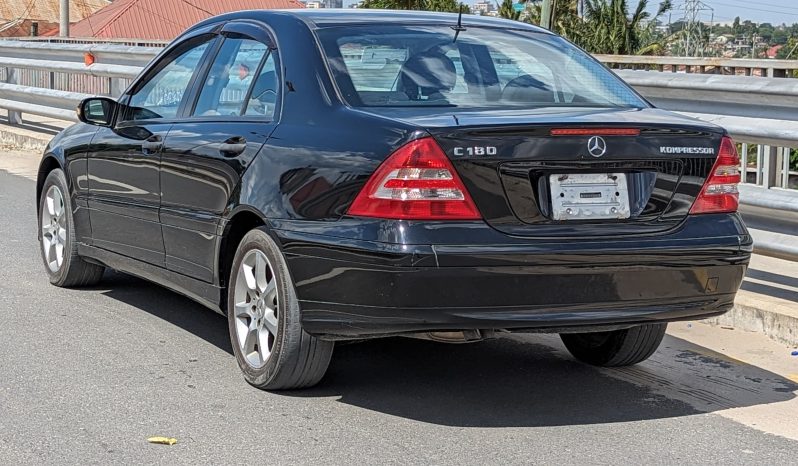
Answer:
[643, 0, 798, 26]
[341, 1, 798, 25]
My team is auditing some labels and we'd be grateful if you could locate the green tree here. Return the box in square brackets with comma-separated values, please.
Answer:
[776, 37, 798, 59]
[497, 0, 520, 20]
[360, 0, 466, 12]
[732, 16, 741, 35]
[772, 28, 789, 45]
[523, 0, 672, 55]
[525, 0, 584, 43]
[578, 0, 673, 55]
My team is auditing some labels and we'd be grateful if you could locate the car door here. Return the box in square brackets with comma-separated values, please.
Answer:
[87, 35, 218, 266]
[159, 23, 280, 282]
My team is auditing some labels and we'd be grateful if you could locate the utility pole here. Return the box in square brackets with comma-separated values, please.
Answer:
[709, 12, 714, 56]
[751, 33, 758, 59]
[679, 0, 713, 57]
[540, 0, 555, 30]
[60, 0, 69, 37]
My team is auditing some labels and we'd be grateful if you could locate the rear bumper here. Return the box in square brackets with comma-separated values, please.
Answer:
[274, 214, 752, 339]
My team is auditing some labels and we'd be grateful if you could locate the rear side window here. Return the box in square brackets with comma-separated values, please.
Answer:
[193, 38, 269, 117]
[243, 52, 278, 118]
[317, 25, 645, 110]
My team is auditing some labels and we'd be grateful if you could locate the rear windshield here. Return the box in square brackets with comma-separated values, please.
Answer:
[317, 25, 646, 110]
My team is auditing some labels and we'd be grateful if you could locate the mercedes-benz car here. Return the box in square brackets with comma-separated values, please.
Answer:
[36, 10, 751, 389]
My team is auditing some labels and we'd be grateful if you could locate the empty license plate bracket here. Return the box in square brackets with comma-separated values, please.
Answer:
[549, 173, 631, 221]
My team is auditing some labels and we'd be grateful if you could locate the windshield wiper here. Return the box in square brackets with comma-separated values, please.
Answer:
[451, 4, 466, 42]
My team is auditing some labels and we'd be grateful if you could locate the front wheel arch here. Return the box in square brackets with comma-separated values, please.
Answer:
[36, 155, 62, 216]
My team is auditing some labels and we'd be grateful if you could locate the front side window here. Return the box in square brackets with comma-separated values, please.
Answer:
[193, 38, 269, 117]
[318, 25, 646, 110]
[124, 39, 211, 121]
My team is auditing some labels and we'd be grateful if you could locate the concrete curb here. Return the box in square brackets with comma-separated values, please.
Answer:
[0, 126, 51, 152]
[706, 303, 798, 348]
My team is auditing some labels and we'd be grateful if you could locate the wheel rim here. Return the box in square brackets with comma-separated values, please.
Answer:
[574, 331, 613, 349]
[41, 185, 67, 273]
[233, 249, 279, 368]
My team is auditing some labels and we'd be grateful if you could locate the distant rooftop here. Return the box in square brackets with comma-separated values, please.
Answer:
[0, 0, 109, 37]
[66, 0, 304, 40]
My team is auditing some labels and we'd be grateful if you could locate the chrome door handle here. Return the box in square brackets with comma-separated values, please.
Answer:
[141, 135, 162, 155]
[219, 136, 247, 157]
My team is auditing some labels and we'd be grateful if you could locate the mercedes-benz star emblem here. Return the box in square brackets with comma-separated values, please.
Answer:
[587, 136, 607, 157]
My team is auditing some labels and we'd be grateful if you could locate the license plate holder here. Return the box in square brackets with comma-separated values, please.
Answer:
[549, 173, 631, 221]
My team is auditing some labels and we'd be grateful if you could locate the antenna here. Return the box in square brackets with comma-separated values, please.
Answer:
[451, 4, 466, 42]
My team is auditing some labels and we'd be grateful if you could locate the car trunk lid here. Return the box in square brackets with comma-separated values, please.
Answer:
[366, 107, 725, 238]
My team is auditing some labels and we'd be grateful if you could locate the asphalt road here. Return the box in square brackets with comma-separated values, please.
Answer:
[1, 168, 798, 464]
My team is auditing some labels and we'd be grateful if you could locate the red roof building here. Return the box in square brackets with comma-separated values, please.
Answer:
[66, 0, 304, 40]
[0, 0, 109, 37]
[767, 45, 784, 59]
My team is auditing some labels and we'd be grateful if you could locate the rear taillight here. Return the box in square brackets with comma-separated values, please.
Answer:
[347, 137, 481, 220]
[689, 136, 741, 214]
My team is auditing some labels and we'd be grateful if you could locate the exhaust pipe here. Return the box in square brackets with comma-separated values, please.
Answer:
[406, 329, 495, 343]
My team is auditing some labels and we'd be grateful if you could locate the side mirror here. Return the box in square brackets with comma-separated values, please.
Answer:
[76, 97, 117, 127]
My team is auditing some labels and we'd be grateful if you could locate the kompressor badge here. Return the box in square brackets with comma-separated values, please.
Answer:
[659, 146, 715, 154]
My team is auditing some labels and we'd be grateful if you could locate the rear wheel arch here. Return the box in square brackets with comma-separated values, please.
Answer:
[218, 208, 270, 308]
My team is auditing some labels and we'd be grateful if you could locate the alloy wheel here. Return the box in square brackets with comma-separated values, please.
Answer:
[41, 185, 67, 273]
[233, 249, 279, 368]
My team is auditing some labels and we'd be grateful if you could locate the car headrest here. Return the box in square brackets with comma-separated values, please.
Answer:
[251, 70, 277, 101]
[400, 51, 456, 100]
[501, 74, 555, 103]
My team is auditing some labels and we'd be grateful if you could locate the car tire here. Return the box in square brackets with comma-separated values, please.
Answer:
[38, 169, 105, 287]
[227, 227, 333, 390]
[559, 323, 667, 367]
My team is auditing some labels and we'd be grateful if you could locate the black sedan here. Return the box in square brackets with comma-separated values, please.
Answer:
[36, 10, 751, 389]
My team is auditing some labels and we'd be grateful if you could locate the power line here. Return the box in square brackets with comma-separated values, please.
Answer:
[709, 1, 798, 17]
[707, 0, 798, 13]
[2, 0, 39, 37]
[137, 5, 187, 30]
[178, 0, 216, 17]
[77, 0, 96, 36]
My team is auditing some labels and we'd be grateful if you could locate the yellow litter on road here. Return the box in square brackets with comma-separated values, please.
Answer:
[147, 436, 177, 445]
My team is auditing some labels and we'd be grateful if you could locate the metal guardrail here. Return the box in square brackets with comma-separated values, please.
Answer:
[614, 70, 798, 192]
[3, 36, 169, 47]
[737, 185, 798, 262]
[0, 41, 795, 260]
[598, 54, 798, 78]
[0, 41, 157, 122]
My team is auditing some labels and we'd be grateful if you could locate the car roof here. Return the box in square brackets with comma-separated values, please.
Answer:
[195, 9, 550, 33]
[290, 9, 545, 29]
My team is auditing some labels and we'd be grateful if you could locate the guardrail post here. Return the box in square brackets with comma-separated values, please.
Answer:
[741, 143, 748, 183]
[109, 77, 124, 98]
[781, 147, 791, 188]
[4, 67, 22, 125]
[762, 145, 779, 188]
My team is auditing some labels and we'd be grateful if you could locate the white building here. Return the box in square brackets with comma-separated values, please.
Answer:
[473, 0, 494, 14]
